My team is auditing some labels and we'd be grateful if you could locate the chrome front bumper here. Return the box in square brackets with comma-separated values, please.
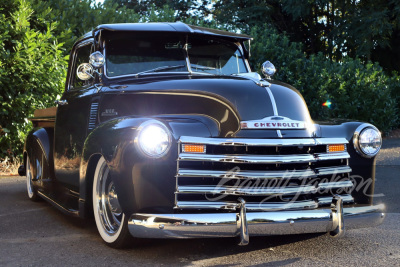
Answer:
[128, 198, 385, 245]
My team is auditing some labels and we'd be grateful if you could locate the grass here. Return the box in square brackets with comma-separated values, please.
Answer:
[0, 157, 21, 176]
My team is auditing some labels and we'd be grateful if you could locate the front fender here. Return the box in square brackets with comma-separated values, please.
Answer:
[319, 121, 379, 204]
[79, 116, 212, 216]
[24, 127, 54, 188]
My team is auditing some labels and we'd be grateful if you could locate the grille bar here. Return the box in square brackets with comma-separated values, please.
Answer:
[315, 166, 352, 175]
[179, 153, 316, 164]
[177, 181, 353, 196]
[315, 152, 350, 160]
[177, 166, 352, 180]
[177, 185, 318, 195]
[179, 152, 349, 164]
[179, 136, 348, 146]
[175, 200, 319, 211]
[177, 168, 316, 179]
[318, 181, 354, 190]
[175, 194, 354, 211]
[317, 194, 354, 206]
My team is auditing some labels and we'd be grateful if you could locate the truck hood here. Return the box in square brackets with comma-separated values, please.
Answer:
[101, 76, 313, 137]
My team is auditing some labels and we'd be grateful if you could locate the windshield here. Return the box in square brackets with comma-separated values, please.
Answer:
[105, 33, 248, 77]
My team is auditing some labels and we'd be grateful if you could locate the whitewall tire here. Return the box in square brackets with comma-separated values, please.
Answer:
[92, 156, 133, 248]
[26, 155, 40, 201]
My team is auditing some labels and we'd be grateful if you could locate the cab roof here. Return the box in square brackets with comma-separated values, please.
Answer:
[76, 22, 252, 45]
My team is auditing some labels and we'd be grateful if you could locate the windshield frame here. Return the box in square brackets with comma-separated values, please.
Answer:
[102, 34, 250, 80]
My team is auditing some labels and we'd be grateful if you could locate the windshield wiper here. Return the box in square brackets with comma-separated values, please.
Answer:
[190, 64, 217, 71]
[135, 65, 186, 77]
[189, 64, 218, 75]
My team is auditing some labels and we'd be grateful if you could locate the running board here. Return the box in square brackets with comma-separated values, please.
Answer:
[37, 191, 80, 217]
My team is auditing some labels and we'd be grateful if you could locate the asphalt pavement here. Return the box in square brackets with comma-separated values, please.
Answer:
[0, 139, 399, 266]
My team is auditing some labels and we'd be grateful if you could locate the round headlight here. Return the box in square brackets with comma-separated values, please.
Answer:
[136, 121, 171, 158]
[353, 124, 382, 158]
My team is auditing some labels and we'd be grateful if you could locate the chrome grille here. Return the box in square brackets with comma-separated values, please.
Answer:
[175, 136, 353, 212]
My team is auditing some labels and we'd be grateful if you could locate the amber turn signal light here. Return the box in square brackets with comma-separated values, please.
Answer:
[182, 144, 206, 153]
[327, 144, 346, 152]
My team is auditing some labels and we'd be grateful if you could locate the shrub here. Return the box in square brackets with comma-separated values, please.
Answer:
[249, 26, 398, 133]
[0, 0, 68, 160]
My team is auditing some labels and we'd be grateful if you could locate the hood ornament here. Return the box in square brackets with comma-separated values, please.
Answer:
[270, 116, 284, 120]
[233, 72, 271, 87]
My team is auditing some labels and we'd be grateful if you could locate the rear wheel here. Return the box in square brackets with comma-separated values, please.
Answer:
[26, 155, 40, 202]
[92, 156, 133, 248]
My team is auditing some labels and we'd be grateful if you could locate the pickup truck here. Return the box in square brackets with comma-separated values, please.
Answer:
[20, 22, 385, 248]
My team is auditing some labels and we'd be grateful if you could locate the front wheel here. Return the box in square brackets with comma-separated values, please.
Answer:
[26, 155, 40, 202]
[92, 156, 133, 248]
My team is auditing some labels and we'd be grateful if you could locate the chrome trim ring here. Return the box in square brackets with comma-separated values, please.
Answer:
[353, 123, 382, 158]
[94, 158, 123, 238]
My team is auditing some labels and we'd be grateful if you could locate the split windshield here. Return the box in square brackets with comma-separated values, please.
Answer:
[105, 33, 248, 77]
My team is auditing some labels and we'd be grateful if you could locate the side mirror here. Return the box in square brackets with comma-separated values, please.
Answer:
[89, 51, 105, 68]
[261, 61, 276, 79]
[76, 52, 105, 81]
[77, 63, 94, 81]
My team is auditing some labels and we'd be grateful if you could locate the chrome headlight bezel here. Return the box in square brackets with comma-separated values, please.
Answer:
[135, 120, 172, 158]
[353, 123, 382, 158]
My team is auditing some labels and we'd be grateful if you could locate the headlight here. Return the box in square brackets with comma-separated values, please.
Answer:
[135, 120, 171, 158]
[353, 124, 382, 158]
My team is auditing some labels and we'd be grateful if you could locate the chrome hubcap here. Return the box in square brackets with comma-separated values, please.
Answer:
[95, 162, 122, 236]
[107, 183, 122, 217]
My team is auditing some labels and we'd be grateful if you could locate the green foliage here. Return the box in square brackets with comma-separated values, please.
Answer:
[0, 0, 68, 159]
[214, 0, 400, 73]
[249, 26, 399, 133]
[1, 0, 399, 163]
[107, 0, 212, 20]
[30, 0, 141, 52]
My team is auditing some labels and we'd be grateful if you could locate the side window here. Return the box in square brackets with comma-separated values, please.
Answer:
[71, 43, 93, 89]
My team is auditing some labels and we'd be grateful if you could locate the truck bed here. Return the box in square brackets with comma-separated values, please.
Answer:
[29, 107, 56, 128]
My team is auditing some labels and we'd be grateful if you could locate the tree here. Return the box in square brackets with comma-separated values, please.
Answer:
[107, 0, 213, 20]
[213, 0, 400, 73]
[249, 25, 399, 133]
[0, 0, 69, 160]
[30, 0, 141, 54]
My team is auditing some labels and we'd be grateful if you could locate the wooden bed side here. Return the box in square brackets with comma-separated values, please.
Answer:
[29, 107, 57, 128]
[33, 107, 57, 118]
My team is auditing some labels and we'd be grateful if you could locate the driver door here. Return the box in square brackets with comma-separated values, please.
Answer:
[53, 41, 98, 197]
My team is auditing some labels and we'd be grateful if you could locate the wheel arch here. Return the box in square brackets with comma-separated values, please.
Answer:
[24, 127, 54, 185]
[78, 115, 213, 217]
[79, 153, 102, 218]
[77, 116, 149, 218]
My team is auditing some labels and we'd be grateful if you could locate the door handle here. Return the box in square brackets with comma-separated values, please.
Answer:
[55, 100, 68, 106]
